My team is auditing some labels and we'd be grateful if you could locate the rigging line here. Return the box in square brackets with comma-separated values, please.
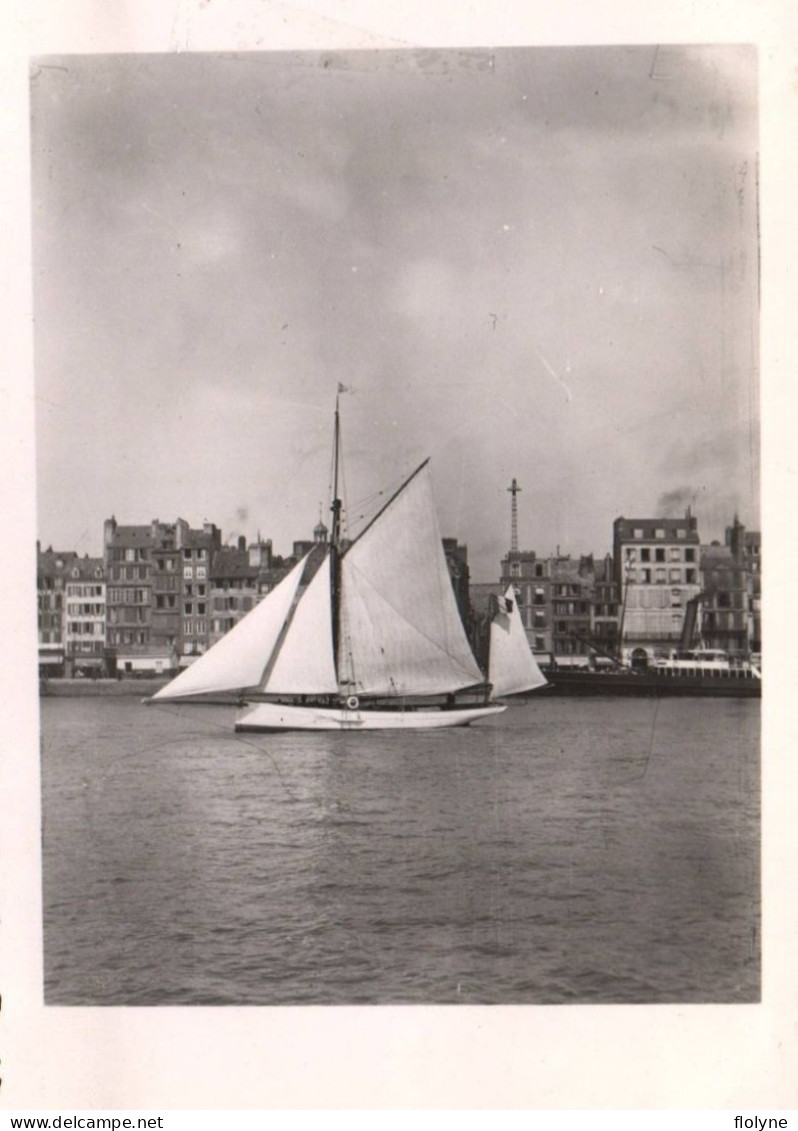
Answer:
[341, 458, 430, 556]
[347, 471, 412, 515]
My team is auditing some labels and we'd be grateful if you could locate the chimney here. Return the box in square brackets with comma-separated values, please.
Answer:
[238, 535, 246, 551]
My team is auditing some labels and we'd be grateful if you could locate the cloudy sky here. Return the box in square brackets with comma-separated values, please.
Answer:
[31, 45, 759, 579]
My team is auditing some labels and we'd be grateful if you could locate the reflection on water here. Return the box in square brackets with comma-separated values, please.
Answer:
[41, 695, 760, 1004]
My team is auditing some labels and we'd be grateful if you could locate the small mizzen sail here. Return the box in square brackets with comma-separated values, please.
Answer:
[152, 554, 308, 700]
[338, 462, 483, 696]
[488, 584, 548, 697]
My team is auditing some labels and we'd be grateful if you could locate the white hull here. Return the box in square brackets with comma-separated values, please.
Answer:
[235, 700, 506, 732]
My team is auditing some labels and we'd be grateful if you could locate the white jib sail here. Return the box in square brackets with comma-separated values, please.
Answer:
[152, 554, 308, 700]
[488, 584, 548, 697]
[262, 551, 338, 695]
[339, 463, 483, 696]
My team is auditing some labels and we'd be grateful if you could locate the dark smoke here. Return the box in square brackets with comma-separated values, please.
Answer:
[656, 487, 697, 516]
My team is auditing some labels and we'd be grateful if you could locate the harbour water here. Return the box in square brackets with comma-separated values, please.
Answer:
[41, 695, 760, 1005]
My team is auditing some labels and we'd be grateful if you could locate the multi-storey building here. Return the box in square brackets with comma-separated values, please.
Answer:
[63, 555, 106, 675]
[179, 520, 222, 661]
[104, 516, 221, 675]
[591, 557, 621, 659]
[498, 550, 619, 665]
[37, 545, 78, 677]
[726, 518, 761, 655]
[613, 512, 701, 663]
[499, 551, 551, 652]
[208, 538, 274, 646]
[695, 516, 761, 657]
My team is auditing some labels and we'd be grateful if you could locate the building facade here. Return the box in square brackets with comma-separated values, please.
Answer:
[104, 517, 221, 675]
[498, 550, 620, 666]
[63, 555, 106, 675]
[37, 546, 78, 677]
[209, 538, 276, 646]
[613, 513, 701, 663]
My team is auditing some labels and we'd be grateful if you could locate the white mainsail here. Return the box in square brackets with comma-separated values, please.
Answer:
[338, 462, 484, 696]
[152, 553, 308, 700]
[488, 584, 548, 697]
[262, 552, 338, 695]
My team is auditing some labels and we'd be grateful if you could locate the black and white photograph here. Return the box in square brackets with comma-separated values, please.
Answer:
[31, 42, 761, 1007]
[3, 0, 797, 1113]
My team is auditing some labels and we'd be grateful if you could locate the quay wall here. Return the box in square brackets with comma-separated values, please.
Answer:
[40, 678, 169, 697]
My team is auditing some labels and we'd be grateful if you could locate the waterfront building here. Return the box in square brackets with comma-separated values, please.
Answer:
[208, 538, 274, 646]
[499, 551, 551, 653]
[63, 555, 106, 675]
[725, 518, 761, 654]
[612, 512, 702, 664]
[103, 516, 221, 675]
[179, 520, 222, 663]
[37, 545, 79, 677]
[497, 550, 619, 667]
[696, 516, 761, 657]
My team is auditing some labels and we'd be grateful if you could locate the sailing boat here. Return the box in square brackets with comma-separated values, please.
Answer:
[151, 401, 547, 731]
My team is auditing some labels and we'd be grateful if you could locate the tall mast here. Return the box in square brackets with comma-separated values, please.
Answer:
[331, 394, 342, 551]
[329, 394, 343, 670]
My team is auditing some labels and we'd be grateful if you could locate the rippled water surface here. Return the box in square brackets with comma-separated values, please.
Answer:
[41, 695, 759, 1004]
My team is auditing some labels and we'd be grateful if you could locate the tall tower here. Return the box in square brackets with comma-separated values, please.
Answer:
[508, 478, 521, 553]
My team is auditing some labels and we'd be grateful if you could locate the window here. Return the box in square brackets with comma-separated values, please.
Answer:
[184, 549, 192, 559]
[677, 528, 686, 539]
[655, 528, 665, 539]
[685, 548, 696, 563]
[640, 548, 650, 562]
[670, 548, 681, 561]
[198, 584, 206, 597]
[184, 603, 192, 615]
[185, 584, 193, 597]
[184, 622, 193, 635]
[198, 602, 206, 615]
[125, 548, 136, 562]
[196, 620, 206, 635]
[184, 567, 193, 580]
[633, 528, 643, 539]
[655, 548, 665, 562]
[196, 567, 206, 580]
[669, 569, 681, 583]
[685, 569, 696, 584]
[656, 568, 666, 584]
[535, 564, 543, 577]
